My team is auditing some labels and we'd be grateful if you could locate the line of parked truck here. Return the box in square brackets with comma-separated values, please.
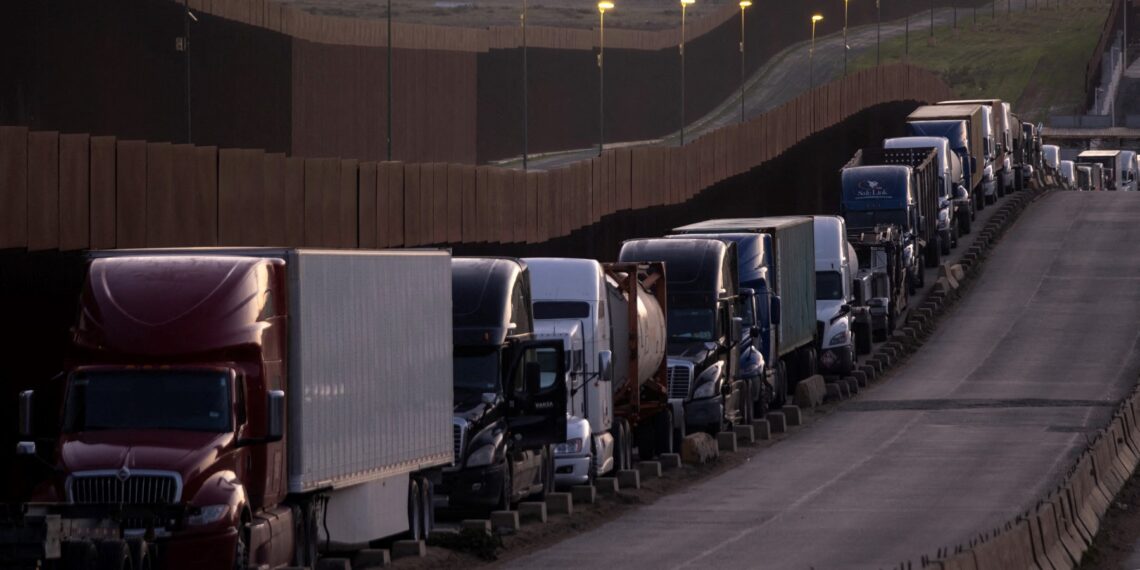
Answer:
[1039, 145, 1140, 192]
[0, 96, 1047, 570]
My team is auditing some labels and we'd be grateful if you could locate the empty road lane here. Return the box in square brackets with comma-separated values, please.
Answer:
[501, 191, 1140, 569]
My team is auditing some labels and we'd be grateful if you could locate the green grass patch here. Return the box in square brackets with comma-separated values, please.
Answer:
[852, 0, 1111, 121]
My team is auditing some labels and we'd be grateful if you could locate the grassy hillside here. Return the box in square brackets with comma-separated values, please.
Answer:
[852, 0, 1110, 121]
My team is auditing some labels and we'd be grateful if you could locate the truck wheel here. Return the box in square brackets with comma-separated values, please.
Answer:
[652, 408, 675, 457]
[125, 539, 151, 570]
[496, 463, 514, 511]
[620, 420, 633, 471]
[96, 540, 132, 570]
[536, 446, 555, 498]
[741, 382, 754, 425]
[959, 210, 972, 234]
[925, 237, 941, 268]
[753, 379, 772, 419]
[406, 479, 423, 541]
[419, 477, 435, 539]
[774, 361, 789, 408]
[63, 541, 97, 570]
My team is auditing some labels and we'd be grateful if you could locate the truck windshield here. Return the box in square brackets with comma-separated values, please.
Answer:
[844, 210, 907, 231]
[668, 308, 715, 342]
[63, 370, 232, 433]
[453, 349, 501, 392]
[816, 271, 845, 300]
[534, 301, 590, 319]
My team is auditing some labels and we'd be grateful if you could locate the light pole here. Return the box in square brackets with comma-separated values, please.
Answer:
[876, 0, 881, 66]
[183, 0, 194, 144]
[522, 0, 528, 170]
[680, 0, 695, 146]
[739, 1, 751, 123]
[387, 0, 393, 160]
[810, 14, 823, 88]
[843, 0, 849, 76]
[905, 12, 909, 57]
[598, 1, 613, 156]
[930, 0, 934, 39]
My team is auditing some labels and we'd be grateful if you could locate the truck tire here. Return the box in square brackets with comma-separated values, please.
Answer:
[406, 479, 423, 541]
[774, 361, 789, 408]
[612, 419, 632, 472]
[959, 210, 972, 235]
[63, 541, 98, 570]
[496, 463, 514, 511]
[741, 382, 754, 425]
[534, 446, 555, 499]
[636, 421, 656, 461]
[125, 539, 151, 570]
[419, 477, 435, 539]
[96, 540, 132, 570]
[753, 378, 772, 419]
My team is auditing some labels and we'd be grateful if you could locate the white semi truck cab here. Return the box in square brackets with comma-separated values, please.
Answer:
[812, 216, 857, 377]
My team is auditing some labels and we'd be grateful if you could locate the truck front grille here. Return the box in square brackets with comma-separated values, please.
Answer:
[452, 419, 469, 463]
[666, 362, 694, 400]
[69, 471, 181, 505]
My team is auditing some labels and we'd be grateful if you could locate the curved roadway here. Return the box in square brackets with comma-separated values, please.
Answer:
[502, 191, 1140, 569]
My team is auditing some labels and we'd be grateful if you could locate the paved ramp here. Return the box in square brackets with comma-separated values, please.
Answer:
[502, 192, 1140, 569]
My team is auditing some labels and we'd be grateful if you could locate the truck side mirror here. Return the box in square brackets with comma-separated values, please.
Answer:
[525, 362, 543, 395]
[18, 390, 33, 438]
[749, 325, 761, 338]
[597, 350, 613, 382]
[266, 390, 285, 443]
[771, 296, 782, 325]
[954, 185, 969, 201]
[731, 317, 744, 345]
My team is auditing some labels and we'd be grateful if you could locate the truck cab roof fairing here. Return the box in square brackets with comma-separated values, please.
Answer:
[618, 238, 733, 295]
[665, 233, 769, 290]
[74, 256, 278, 357]
[841, 166, 912, 211]
[452, 257, 533, 347]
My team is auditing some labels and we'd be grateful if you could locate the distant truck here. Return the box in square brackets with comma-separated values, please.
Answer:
[848, 225, 910, 341]
[885, 136, 973, 237]
[940, 99, 1014, 195]
[526, 258, 675, 487]
[671, 218, 820, 396]
[842, 147, 944, 270]
[906, 104, 989, 212]
[1121, 150, 1137, 192]
[6, 249, 454, 569]
[664, 231, 785, 414]
[1060, 160, 1076, 190]
[618, 239, 748, 434]
[809, 216, 857, 377]
[445, 258, 568, 511]
[1076, 150, 1126, 191]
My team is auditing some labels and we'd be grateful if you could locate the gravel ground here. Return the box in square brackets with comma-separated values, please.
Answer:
[272, 0, 737, 30]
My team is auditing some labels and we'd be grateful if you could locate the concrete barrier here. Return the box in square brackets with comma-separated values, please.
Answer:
[594, 477, 619, 495]
[766, 411, 787, 433]
[680, 433, 719, 465]
[518, 501, 548, 524]
[824, 383, 842, 402]
[490, 511, 520, 533]
[352, 549, 391, 569]
[637, 461, 663, 479]
[751, 419, 771, 440]
[659, 453, 683, 469]
[1034, 499, 1077, 569]
[851, 370, 868, 388]
[570, 485, 596, 504]
[733, 424, 755, 444]
[716, 432, 738, 452]
[617, 469, 641, 490]
[794, 375, 827, 408]
[391, 540, 426, 559]
[781, 405, 803, 426]
[460, 519, 492, 535]
[545, 492, 573, 515]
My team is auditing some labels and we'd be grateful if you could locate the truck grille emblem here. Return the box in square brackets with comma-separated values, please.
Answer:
[116, 466, 131, 482]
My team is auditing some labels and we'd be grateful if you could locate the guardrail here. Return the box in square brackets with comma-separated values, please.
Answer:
[0, 64, 952, 253]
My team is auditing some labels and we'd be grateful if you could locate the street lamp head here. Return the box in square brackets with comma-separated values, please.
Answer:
[812, 14, 824, 22]
[739, 0, 752, 7]
[681, 0, 695, 5]
[598, 1, 614, 12]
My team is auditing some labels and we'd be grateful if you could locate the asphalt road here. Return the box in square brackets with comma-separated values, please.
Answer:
[501, 191, 1140, 569]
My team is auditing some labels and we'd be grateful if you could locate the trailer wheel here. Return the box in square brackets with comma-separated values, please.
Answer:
[419, 477, 435, 539]
[96, 540, 132, 570]
[925, 237, 941, 268]
[406, 480, 423, 541]
[617, 419, 633, 471]
[959, 210, 972, 235]
[63, 541, 98, 570]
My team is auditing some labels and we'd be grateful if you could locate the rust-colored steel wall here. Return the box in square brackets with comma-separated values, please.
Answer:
[3, 0, 981, 167]
[1, 65, 950, 257]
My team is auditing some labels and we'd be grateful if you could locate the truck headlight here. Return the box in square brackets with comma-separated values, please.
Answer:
[554, 438, 583, 456]
[186, 504, 229, 526]
[829, 331, 849, 346]
[466, 444, 497, 467]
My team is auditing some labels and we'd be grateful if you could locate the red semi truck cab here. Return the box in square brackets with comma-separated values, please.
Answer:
[9, 249, 454, 570]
